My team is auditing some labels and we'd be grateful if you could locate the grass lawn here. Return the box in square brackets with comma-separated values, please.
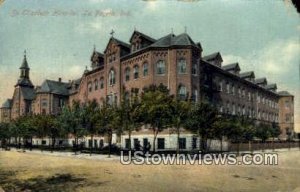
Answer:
[0, 150, 299, 192]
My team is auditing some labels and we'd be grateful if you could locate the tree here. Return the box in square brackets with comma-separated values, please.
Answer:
[82, 100, 100, 155]
[140, 84, 173, 152]
[186, 102, 219, 153]
[59, 101, 87, 154]
[119, 91, 142, 151]
[170, 98, 190, 155]
[255, 123, 271, 152]
[97, 101, 120, 157]
[225, 116, 244, 155]
[241, 117, 256, 154]
[0, 122, 12, 149]
[270, 122, 281, 151]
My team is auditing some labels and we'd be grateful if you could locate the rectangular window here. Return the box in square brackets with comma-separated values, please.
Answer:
[192, 137, 197, 149]
[157, 138, 165, 150]
[179, 138, 186, 149]
[125, 139, 130, 149]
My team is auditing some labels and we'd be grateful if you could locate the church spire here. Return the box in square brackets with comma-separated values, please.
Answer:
[20, 50, 29, 69]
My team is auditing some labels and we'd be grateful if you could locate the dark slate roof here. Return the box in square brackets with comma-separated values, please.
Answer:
[112, 37, 131, 49]
[278, 91, 293, 96]
[38, 80, 70, 96]
[150, 33, 198, 48]
[222, 63, 240, 71]
[129, 30, 156, 43]
[20, 55, 29, 69]
[150, 34, 175, 47]
[265, 83, 277, 90]
[90, 51, 104, 61]
[16, 78, 34, 87]
[20, 87, 36, 100]
[239, 71, 255, 79]
[202, 52, 222, 62]
[172, 33, 197, 46]
[1, 99, 12, 108]
[255, 77, 267, 84]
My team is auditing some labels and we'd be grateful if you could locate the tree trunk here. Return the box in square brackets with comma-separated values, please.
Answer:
[237, 142, 240, 156]
[248, 140, 253, 154]
[272, 137, 275, 152]
[90, 134, 94, 156]
[176, 127, 180, 156]
[108, 131, 112, 158]
[51, 136, 55, 153]
[128, 131, 132, 151]
[152, 128, 158, 153]
[30, 137, 33, 151]
[220, 137, 223, 153]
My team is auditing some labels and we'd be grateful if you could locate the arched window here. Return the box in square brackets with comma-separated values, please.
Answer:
[88, 82, 92, 92]
[125, 67, 130, 81]
[143, 62, 148, 76]
[177, 58, 187, 74]
[192, 63, 198, 75]
[94, 79, 98, 90]
[109, 69, 116, 85]
[156, 60, 165, 75]
[100, 77, 104, 89]
[133, 65, 139, 79]
[178, 85, 187, 100]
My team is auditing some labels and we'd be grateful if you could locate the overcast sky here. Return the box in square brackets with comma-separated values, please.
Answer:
[0, 0, 299, 131]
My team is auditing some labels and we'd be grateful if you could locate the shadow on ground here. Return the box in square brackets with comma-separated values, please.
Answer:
[0, 170, 108, 192]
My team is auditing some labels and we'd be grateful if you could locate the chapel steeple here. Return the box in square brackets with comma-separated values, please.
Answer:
[15, 50, 34, 88]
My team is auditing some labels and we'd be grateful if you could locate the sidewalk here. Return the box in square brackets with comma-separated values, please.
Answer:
[7, 148, 120, 161]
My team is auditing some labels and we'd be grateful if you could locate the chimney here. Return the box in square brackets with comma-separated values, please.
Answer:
[58, 78, 62, 82]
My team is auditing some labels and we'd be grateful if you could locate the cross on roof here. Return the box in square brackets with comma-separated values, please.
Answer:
[110, 29, 115, 37]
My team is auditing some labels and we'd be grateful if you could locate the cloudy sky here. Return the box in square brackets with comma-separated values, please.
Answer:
[0, 0, 299, 131]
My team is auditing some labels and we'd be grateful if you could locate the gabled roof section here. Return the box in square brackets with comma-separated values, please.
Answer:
[265, 83, 277, 91]
[1, 99, 12, 108]
[38, 80, 70, 96]
[278, 91, 293, 96]
[90, 50, 104, 61]
[129, 30, 156, 43]
[203, 52, 223, 62]
[239, 71, 255, 79]
[20, 87, 36, 100]
[222, 63, 240, 72]
[255, 77, 267, 85]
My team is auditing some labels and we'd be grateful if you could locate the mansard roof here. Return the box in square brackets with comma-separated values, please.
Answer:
[20, 87, 35, 100]
[239, 71, 255, 79]
[255, 77, 267, 85]
[1, 99, 12, 108]
[129, 30, 156, 43]
[38, 79, 70, 96]
[222, 63, 240, 71]
[202, 52, 223, 62]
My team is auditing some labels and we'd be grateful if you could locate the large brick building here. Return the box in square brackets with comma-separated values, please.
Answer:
[0, 30, 295, 150]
